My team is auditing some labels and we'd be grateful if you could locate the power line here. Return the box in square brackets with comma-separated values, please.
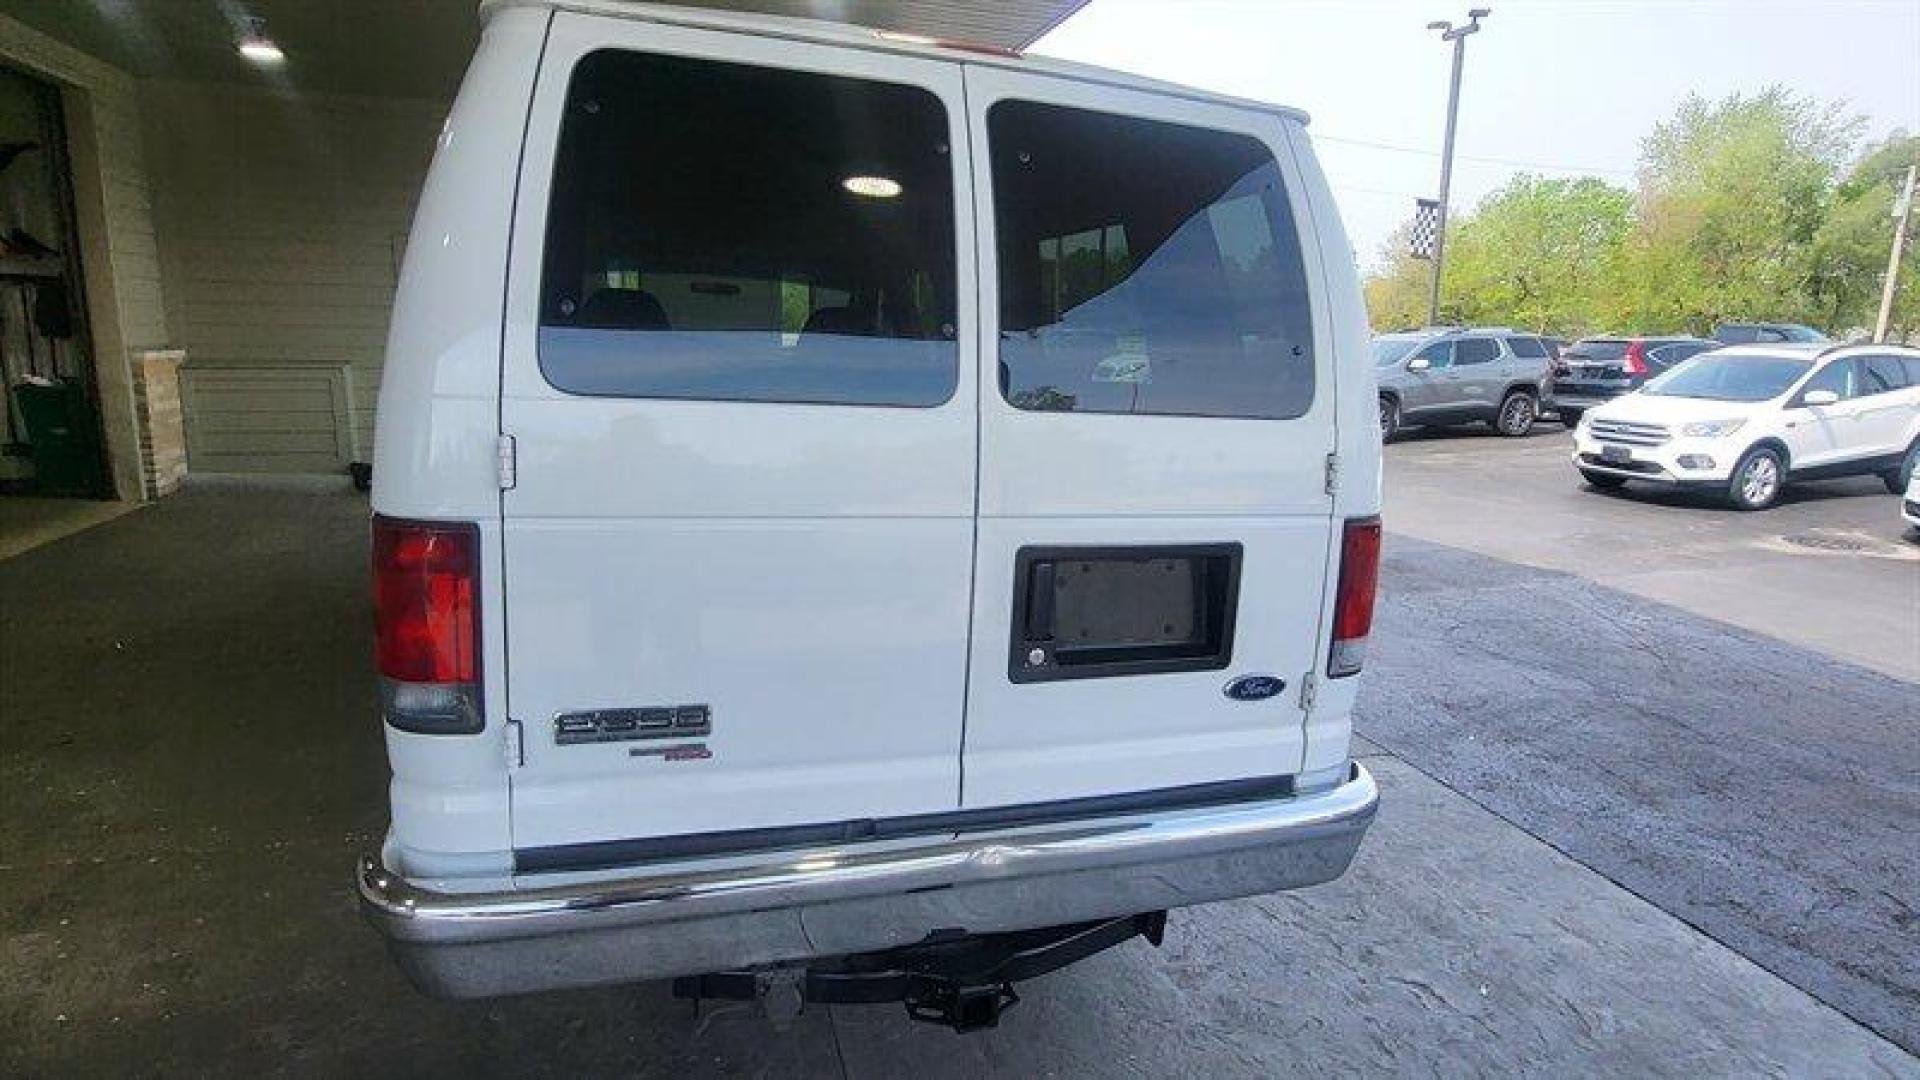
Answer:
[1334, 185, 1431, 200]
[1315, 132, 1637, 178]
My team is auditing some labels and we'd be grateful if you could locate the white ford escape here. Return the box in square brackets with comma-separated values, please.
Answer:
[358, 0, 1381, 1024]
[1572, 344, 1920, 510]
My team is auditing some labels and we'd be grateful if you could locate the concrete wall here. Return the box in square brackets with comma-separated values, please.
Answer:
[142, 81, 444, 474]
[0, 13, 170, 500]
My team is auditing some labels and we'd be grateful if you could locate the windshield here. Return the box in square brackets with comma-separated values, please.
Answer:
[1642, 354, 1812, 401]
[1373, 336, 1425, 367]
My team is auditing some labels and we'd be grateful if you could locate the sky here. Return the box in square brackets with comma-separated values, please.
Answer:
[1030, 0, 1920, 272]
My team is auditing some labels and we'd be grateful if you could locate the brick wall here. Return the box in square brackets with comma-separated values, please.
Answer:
[132, 350, 186, 497]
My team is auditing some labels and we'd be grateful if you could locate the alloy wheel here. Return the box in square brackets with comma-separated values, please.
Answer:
[1499, 394, 1536, 436]
[1742, 456, 1780, 506]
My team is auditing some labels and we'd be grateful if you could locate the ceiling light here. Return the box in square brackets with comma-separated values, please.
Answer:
[842, 175, 902, 199]
[236, 16, 284, 64]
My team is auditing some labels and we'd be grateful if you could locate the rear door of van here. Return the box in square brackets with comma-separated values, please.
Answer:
[959, 68, 1336, 808]
[496, 14, 978, 858]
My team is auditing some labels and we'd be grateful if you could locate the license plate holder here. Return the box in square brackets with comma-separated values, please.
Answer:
[1600, 444, 1633, 464]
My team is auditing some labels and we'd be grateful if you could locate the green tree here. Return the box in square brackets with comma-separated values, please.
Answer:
[1618, 87, 1863, 333]
[1362, 220, 1435, 331]
[1808, 132, 1920, 337]
[1359, 89, 1907, 340]
[1442, 174, 1633, 335]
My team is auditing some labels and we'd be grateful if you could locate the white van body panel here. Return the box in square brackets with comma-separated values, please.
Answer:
[959, 67, 1337, 807]
[1286, 124, 1380, 778]
[481, 0, 1312, 125]
[497, 13, 980, 849]
[370, 7, 552, 874]
[368, 2, 1382, 953]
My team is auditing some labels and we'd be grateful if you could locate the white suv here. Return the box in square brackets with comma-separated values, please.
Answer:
[1572, 344, 1920, 510]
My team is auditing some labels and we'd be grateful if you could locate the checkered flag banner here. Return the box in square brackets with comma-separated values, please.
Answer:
[1410, 198, 1440, 260]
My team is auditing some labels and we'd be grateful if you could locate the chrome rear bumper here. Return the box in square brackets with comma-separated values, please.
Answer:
[358, 763, 1379, 999]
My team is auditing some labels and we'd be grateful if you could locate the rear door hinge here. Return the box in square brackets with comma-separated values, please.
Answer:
[503, 719, 524, 768]
[1298, 672, 1318, 712]
[497, 433, 517, 490]
[1324, 452, 1340, 495]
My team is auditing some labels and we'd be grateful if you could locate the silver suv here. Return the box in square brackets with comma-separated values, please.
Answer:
[1374, 328, 1555, 440]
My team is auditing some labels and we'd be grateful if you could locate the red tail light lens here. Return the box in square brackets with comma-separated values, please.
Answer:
[373, 516, 482, 733]
[1621, 340, 1649, 377]
[1328, 517, 1382, 678]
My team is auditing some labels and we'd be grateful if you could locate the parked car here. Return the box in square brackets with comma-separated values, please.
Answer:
[1549, 336, 1719, 427]
[1374, 327, 1555, 439]
[358, 0, 1382, 1026]
[1713, 322, 1828, 345]
[1571, 343, 1920, 509]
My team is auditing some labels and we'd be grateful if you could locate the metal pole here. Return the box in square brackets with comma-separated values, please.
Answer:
[1873, 163, 1916, 344]
[1424, 10, 1487, 326]
[1427, 35, 1467, 326]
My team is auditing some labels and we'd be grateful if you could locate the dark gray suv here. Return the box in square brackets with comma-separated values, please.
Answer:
[1374, 328, 1555, 440]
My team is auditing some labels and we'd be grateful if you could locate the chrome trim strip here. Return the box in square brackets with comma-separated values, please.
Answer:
[363, 765, 1376, 942]
[1587, 418, 1671, 447]
[357, 765, 1379, 996]
[1573, 453, 1678, 483]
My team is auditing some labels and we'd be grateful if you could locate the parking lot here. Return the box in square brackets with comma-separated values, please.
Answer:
[1, 430, 1916, 1077]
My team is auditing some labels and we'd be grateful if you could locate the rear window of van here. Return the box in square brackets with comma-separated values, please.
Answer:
[989, 101, 1315, 420]
[537, 50, 958, 407]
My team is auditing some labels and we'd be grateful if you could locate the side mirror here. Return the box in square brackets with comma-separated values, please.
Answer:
[1407, 356, 1431, 372]
[1801, 389, 1840, 407]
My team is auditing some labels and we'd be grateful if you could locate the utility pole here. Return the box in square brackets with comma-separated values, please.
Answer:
[1874, 162, 1916, 343]
[1425, 8, 1490, 327]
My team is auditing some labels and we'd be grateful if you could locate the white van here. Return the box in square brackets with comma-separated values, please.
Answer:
[359, 0, 1381, 1026]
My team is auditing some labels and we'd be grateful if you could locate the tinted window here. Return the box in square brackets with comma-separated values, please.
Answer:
[1454, 338, 1499, 366]
[1904, 357, 1920, 385]
[1797, 359, 1856, 401]
[1566, 340, 1629, 362]
[1653, 342, 1710, 367]
[1411, 341, 1454, 369]
[990, 101, 1314, 419]
[1507, 336, 1549, 359]
[1861, 355, 1910, 394]
[537, 51, 957, 406]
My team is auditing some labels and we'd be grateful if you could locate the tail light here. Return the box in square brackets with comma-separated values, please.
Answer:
[373, 515, 483, 734]
[1621, 340, 1649, 377]
[1327, 517, 1382, 679]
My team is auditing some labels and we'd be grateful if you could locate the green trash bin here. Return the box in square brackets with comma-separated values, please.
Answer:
[13, 380, 106, 497]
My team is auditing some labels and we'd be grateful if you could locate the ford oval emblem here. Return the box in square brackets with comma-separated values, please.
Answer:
[1224, 674, 1286, 702]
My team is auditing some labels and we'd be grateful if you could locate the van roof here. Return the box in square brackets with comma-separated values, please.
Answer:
[480, 0, 1313, 125]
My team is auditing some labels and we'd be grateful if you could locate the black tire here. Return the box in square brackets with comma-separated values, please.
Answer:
[1727, 446, 1785, 511]
[1495, 390, 1538, 437]
[1559, 407, 1584, 429]
[1379, 396, 1400, 442]
[1579, 469, 1627, 490]
[1879, 441, 1919, 495]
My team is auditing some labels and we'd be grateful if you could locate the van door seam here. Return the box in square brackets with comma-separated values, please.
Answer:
[955, 63, 986, 811]
[495, 10, 556, 792]
[1278, 120, 1344, 767]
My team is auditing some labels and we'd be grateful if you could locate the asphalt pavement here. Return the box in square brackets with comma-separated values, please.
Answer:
[1381, 423, 1920, 682]
[0, 469, 1914, 1076]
